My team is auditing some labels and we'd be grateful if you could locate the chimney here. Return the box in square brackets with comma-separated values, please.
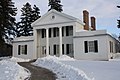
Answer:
[83, 10, 89, 30]
[91, 16, 96, 30]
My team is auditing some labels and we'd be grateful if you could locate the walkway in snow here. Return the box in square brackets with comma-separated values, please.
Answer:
[18, 61, 57, 80]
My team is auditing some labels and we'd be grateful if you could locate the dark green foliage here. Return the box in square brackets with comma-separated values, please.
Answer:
[48, 0, 63, 12]
[0, 0, 17, 42]
[117, 20, 120, 28]
[16, 2, 40, 37]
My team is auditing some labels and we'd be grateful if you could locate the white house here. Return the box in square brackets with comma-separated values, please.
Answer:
[12, 9, 120, 60]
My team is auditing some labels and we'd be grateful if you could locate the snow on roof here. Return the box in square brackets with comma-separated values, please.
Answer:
[13, 36, 34, 42]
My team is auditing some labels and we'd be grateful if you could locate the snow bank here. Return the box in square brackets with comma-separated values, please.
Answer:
[10, 57, 30, 62]
[59, 55, 75, 61]
[33, 55, 91, 80]
[0, 60, 30, 80]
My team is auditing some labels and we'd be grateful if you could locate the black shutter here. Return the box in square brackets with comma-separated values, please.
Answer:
[53, 28, 56, 37]
[62, 44, 64, 54]
[94, 40, 98, 52]
[62, 27, 64, 36]
[54, 45, 56, 55]
[66, 44, 69, 54]
[84, 41, 88, 53]
[25, 45, 27, 55]
[41, 29, 44, 38]
[18, 45, 20, 55]
[49, 46, 50, 55]
[66, 27, 69, 36]
[49, 28, 51, 38]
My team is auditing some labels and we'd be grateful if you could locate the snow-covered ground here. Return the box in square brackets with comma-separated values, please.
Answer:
[33, 55, 120, 80]
[33, 55, 92, 80]
[0, 57, 30, 80]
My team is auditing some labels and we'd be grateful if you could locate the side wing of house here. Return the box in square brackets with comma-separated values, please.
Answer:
[12, 36, 35, 59]
[73, 30, 113, 60]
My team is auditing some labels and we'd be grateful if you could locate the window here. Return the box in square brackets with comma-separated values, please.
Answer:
[41, 29, 46, 38]
[84, 40, 98, 53]
[53, 28, 59, 37]
[53, 44, 59, 55]
[66, 26, 73, 36]
[18, 45, 27, 55]
[66, 44, 73, 54]
[42, 46, 46, 55]
[109, 41, 113, 53]
[89, 41, 95, 52]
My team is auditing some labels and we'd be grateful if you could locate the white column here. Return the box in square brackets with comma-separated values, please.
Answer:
[46, 28, 49, 56]
[33, 29, 37, 58]
[59, 27, 62, 56]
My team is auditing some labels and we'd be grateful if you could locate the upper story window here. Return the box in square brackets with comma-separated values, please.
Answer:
[53, 28, 59, 37]
[41, 29, 46, 38]
[66, 26, 73, 36]
[84, 40, 98, 53]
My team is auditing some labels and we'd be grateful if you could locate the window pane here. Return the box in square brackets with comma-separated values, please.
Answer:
[89, 41, 94, 52]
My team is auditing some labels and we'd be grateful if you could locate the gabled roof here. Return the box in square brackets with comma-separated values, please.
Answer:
[31, 9, 84, 27]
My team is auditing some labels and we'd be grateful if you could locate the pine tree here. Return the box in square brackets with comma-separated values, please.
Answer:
[117, 6, 120, 28]
[48, 0, 63, 12]
[16, 2, 33, 36]
[0, 0, 17, 42]
[31, 5, 41, 22]
[16, 3, 41, 37]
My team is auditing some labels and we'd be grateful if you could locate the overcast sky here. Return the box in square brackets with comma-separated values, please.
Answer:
[13, 0, 120, 36]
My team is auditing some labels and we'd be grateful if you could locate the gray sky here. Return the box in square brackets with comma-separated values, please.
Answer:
[13, 0, 120, 36]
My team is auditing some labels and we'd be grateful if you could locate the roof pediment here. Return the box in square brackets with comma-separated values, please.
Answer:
[32, 9, 83, 27]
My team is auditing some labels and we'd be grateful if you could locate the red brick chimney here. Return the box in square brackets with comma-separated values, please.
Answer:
[91, 16, 96, 30]
[83, 10, 89, 30]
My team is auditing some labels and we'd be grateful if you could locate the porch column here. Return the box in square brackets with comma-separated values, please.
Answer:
[59, 27, 62, 56]
[46, 28, 49, 56]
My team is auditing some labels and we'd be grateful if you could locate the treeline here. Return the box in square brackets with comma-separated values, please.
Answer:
[0, 0, 63, 56]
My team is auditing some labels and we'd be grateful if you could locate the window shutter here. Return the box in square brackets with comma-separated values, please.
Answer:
[62, 27, 64, 36]
[54, 45, 56, 55]
[18, 45, 20, 55]
[25, 45, 27, 55]
[66, 44, 69, 54]
[66, 27, 69, 36]
[84, 41, 88, 53]
[53, 28, 56, 37]
[94, 40, 98, 52]
[49, 28, 51, 38]
[41, 29, 44, 38]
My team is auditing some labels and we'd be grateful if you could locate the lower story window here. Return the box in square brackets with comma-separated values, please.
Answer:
[18, 45, 27, 55]
[66, 44, 73, 54]
[42, 46, 46, 55]
[53, 44, 59, 55]
[84, 40, 98, 53]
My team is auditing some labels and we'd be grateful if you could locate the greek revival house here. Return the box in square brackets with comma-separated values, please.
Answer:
[12, 9, 120, 60]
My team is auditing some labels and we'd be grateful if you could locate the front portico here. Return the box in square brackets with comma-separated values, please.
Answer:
[32, 9, 84, 58]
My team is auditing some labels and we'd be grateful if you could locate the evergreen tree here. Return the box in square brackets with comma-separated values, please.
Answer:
[117, 6, 120, 28]
[16, 3, 40, 37]
[48, 0, 63, 12]
[0, 0, 17, 42]
[31, 5, 41, 22]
